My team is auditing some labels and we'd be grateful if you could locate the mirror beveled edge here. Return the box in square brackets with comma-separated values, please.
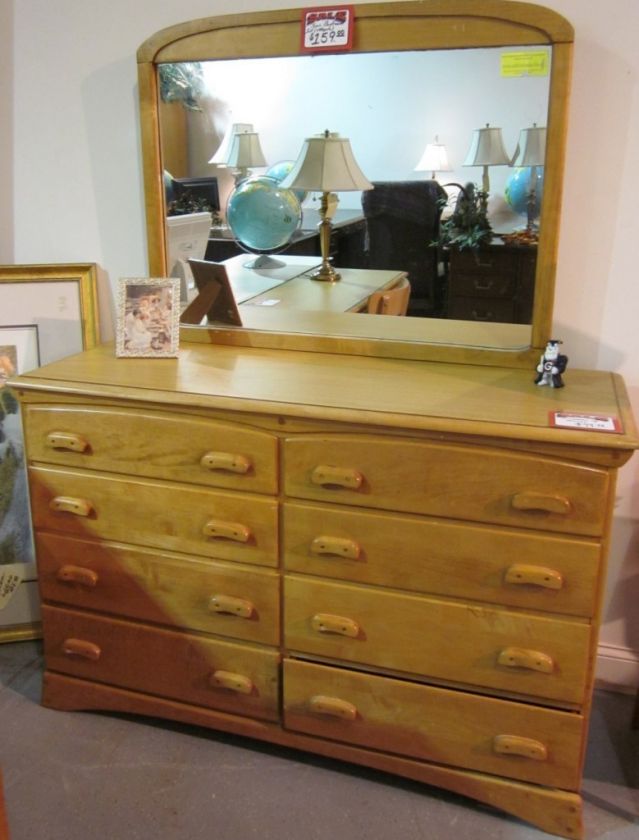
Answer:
[137, 0, 574, 368]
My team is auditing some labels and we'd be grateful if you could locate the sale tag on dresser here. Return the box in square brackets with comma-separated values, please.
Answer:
[550, 411, 622, 433]
[0, 565, 24, 611]
[301, 7, 355, 51]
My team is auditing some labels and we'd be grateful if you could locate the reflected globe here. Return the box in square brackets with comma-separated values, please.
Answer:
[266, 160, 308, 204]
[227, 175, 302, 252]
[504, 167, 544, 217]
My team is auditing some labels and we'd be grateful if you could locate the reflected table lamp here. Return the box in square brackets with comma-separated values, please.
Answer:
[209, 122, 254, 166]
[415, 135, 452, 180]
[224, 131, 267, 184]
[463, 123, 511, 194]
[511, 123, 546, 233]
[281, 130, 373, 282]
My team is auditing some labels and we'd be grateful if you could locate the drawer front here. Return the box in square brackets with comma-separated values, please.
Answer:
[283, 435, 609, 536]
[447, 296, 515, 323]
[283, 502, 600, 617]
[449, 273, 517, 299]
[24, 405, 278, 494]
[42, 605, 280, 721]
[284, 576, 591, 705]
[283, 659, 584, 789]
[29, 466, 278, 568]
[37, 533, 280, 645]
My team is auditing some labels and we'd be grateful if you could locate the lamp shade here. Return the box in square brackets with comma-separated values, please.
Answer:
[225, 131, 267, 169]
[415, 139, 451, 174]
[511, 124, 546, 167]
[463, 124, 511, 167]
[209, 122, 254, 165]
[280, 131, 373, 192]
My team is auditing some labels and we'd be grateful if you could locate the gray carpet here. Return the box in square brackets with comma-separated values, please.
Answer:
[1, 640, 637, 839]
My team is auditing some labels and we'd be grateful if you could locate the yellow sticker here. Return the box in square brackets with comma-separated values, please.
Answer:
[501, 51, 549, 77]
[0, 565, 25, 611]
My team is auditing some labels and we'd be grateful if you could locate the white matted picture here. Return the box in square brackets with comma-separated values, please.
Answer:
[116, 277, 180, 358]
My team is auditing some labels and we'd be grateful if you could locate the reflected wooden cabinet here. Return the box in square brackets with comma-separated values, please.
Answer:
[447, 242, 537, 324]
[12, 343, 637, 840]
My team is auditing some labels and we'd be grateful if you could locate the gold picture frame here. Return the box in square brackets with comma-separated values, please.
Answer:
[0, 263, 99, 642]
[116, 277, 180, 358]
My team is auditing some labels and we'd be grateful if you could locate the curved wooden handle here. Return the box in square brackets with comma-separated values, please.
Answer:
[200, 451, 251, 475]
[311, 465, 363, 490]
[493, 734, 548, 761]
[56, 565, 98, 588]
[309, 695, 357, 721]
[311, 536, 361, 561]
[504, 564, 564, 590]
[210, 670, 253, 695]
[62, 638, 101, 661]
[498, 646, 554, 674]
[202, 519, 251, 543]
[311, 613, 360, 638]
[49, 496, 93, 517]
[46, 432, 89, 453]
[208, 594, 255, 619]
[511, 492, 571, 515]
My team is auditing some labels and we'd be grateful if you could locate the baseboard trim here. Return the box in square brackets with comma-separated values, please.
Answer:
[595, 643, 639, 693]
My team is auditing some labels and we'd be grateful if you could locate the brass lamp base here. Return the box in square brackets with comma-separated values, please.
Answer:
[310, 261, 341, 282]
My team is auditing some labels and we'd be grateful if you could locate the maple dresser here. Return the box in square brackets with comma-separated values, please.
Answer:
[12, 342, 637, 839]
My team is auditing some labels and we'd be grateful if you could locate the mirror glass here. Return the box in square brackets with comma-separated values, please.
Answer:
[139, 2, 573, 364]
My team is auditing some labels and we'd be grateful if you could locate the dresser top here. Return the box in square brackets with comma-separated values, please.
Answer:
[11, 342, 638, 455]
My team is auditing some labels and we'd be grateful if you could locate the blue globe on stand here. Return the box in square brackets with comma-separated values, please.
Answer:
[504, 166, 544, 217]
[265, 160, 308, 204]
[227, 175, 302, 254]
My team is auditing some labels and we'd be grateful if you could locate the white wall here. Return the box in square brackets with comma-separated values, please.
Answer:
[5, 0, 639, 687]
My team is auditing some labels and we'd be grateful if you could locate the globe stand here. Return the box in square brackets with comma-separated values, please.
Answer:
[243, 254, 286, 270]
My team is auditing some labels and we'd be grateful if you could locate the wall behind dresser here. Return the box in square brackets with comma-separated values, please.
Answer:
[3, 0, 638, 688]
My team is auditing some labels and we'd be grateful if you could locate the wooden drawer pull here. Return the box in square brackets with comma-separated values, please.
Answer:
[203, 519, 251, 543]
[62, 638, 101, 661]
[504, 564, 564, 590]
[208, 594, 255, 619]
[493, 734, 548, 762]
[309, 695, 357, 721]
[311, 536, 361, 561]
[311, 465, 363, 490]
[498, 646, 554, 674]
[49, 496, 93, 517]
[210, 670, 253, 695]
[200, 451, 251, 475]
[46, 432, 89, 453]
[311, 613, 360, 638]
[511, 492, 571, 515]
[56, 565, 98, 588]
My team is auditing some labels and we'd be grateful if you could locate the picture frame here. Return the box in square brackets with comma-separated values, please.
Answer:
[0, 263, 99, 642]
[116, 277, 180, 358]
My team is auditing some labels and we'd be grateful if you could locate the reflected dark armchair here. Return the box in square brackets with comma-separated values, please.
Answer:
[361, 180, 447, 316]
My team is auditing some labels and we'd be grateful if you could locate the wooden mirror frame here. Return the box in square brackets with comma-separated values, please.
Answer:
[137, 0, 573, 367]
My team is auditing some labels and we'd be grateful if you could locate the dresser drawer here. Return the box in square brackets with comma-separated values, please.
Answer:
[24, 405, 278, 494]
[42, 605, 280, 721]
[283, 502, 600, 617]
[37, 533, 280, 645]
[29, 466, 278, 567]
[448, 273, 517, 298]
[283, 659, 584, 789]
[284, 576, 591, 705]
[447, 296, 515, 323]
[283, 435, 609, 536]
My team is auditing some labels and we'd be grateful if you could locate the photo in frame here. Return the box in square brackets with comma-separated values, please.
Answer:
[0, 263, 99, 642]
[116, 277, 181, 358]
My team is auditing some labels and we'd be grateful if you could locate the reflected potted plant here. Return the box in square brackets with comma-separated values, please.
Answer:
[158, 62, 205, 111]
[434, 182, 493, 251]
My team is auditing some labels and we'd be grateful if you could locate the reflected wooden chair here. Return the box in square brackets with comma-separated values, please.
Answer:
[367, 276, 411, 315]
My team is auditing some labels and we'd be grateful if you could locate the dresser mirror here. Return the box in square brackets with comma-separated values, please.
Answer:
[138, 1, 573, 366]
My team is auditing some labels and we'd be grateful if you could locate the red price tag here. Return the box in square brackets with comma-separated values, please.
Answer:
[301, 7, 355, 52]
[550, 411, 622, 433]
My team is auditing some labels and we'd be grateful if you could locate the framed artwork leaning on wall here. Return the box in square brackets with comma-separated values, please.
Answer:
[0, 263, 99, 642]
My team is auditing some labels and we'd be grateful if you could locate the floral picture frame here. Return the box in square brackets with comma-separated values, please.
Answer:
[116, 277, 180, 358]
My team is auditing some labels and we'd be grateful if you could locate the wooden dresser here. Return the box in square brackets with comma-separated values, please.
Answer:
[12, 343, 637, 839]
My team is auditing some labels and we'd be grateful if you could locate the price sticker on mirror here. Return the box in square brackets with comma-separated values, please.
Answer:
[301, 6, 355, 52]
[550, 411, 622, 433]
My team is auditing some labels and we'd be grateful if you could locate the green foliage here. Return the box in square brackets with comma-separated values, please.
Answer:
[1, 388, 18, 415]
[0, 442, 18, 519]
[0, 533, 17, 565]
[159, 63, 204, 111]
[167, 191, 223, 225]
[434, 182, 493, 251]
